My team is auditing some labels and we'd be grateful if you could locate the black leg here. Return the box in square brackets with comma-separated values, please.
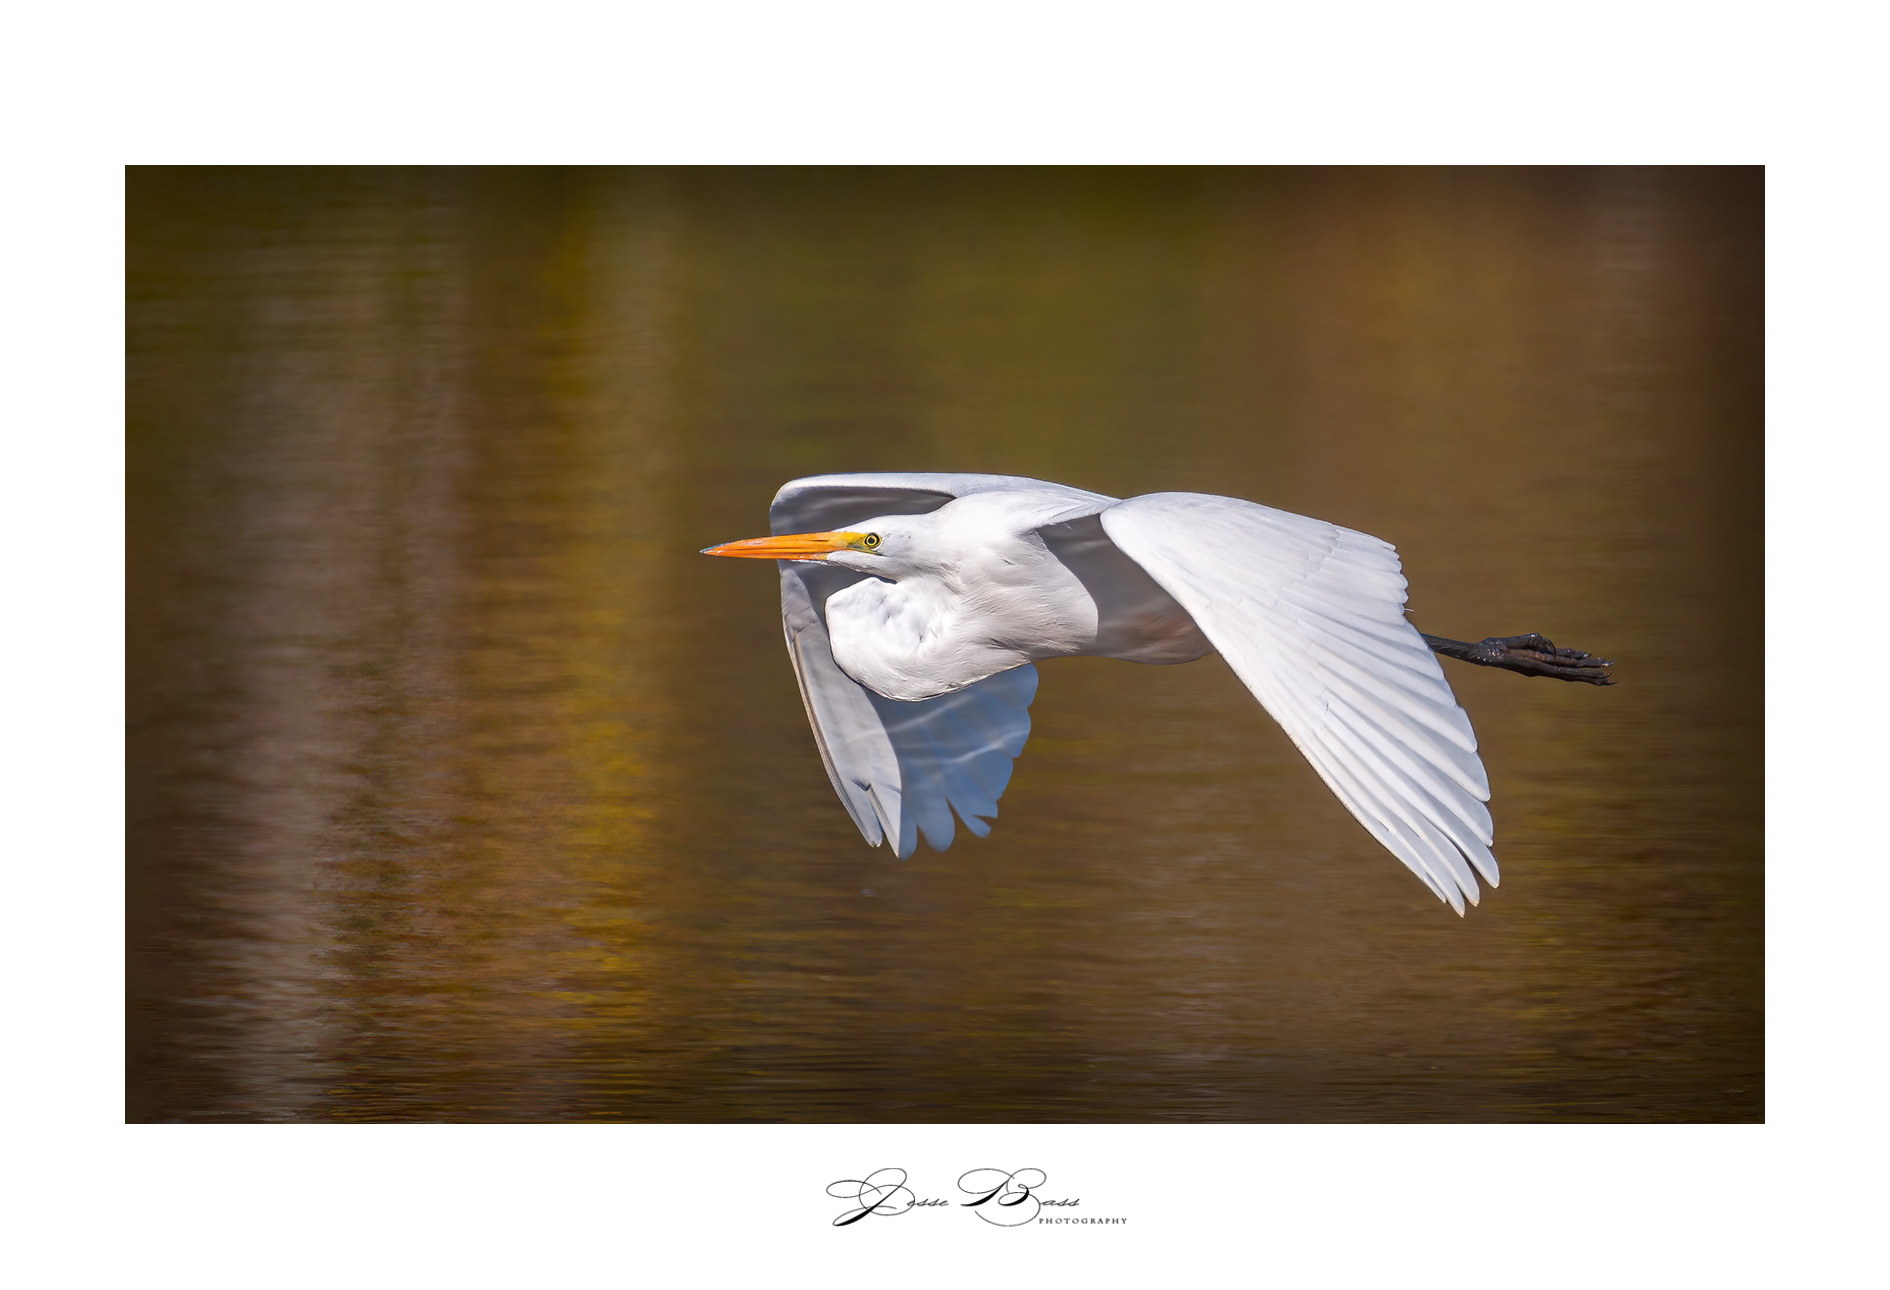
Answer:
[1420, 632, 1615, 685]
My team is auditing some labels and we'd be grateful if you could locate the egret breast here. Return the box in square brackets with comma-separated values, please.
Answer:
[825, 576, 1040, 701]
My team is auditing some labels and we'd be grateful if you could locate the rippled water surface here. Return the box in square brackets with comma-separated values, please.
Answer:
[128, 167, 1761, 1121]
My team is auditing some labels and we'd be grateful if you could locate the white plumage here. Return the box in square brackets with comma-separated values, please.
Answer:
[704, 472, 1498, 914]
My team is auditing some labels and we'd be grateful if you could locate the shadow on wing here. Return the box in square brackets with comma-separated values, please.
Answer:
[867, 666, 1037, 855]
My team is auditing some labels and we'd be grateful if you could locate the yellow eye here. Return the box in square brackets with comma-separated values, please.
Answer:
[861, 533, 881, 550]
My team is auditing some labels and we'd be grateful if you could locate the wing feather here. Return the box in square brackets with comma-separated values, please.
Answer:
[1101, 492, 1497, 912]
[1292, 735, 1456, 904]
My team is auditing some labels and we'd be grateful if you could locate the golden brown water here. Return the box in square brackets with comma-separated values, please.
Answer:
[128, 167, 1761, 1122]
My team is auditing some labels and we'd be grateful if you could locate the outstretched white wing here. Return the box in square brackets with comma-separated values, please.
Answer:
[1100, 492, 1497, 913]
[771, 473, 1112, 857]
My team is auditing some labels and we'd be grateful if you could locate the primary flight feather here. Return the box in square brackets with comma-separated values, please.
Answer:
[704, 472, 1608, 915]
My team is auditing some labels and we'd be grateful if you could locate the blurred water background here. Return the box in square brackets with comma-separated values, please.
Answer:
[128, 167, 1761, 1122]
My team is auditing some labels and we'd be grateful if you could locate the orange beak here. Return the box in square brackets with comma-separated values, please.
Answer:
[700, 531, 870, 562]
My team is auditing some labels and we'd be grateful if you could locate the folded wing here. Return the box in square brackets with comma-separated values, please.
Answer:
[1100, 492, 1497, 913]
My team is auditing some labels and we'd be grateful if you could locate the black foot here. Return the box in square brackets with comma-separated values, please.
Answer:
[1420, 632, 1616, 685]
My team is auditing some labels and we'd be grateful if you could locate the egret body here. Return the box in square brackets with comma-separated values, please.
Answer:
[704, 473, 1611, 915]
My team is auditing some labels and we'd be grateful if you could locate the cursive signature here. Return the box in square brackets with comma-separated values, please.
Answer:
[827, 1168, 921, 1226]
[957, 1168, 1049, 1227]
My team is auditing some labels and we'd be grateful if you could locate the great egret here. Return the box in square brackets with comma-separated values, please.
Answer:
[703, 473, 1611, 914]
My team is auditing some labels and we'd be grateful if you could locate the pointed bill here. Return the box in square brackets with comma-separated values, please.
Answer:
[701, 531, 871, 561]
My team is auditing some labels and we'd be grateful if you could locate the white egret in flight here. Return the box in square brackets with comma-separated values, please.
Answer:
[703, 473, 1611, 915]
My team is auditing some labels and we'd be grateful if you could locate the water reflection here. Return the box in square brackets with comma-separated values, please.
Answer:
[128, 167, 1761, 1122]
